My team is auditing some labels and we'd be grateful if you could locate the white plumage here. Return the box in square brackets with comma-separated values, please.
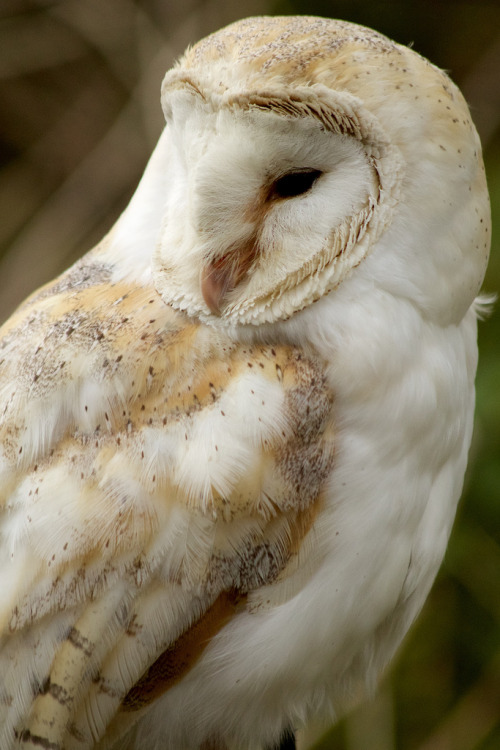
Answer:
[0, 15, 490, 750]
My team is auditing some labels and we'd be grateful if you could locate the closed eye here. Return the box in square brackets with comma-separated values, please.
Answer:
[268, 169, 323, 200]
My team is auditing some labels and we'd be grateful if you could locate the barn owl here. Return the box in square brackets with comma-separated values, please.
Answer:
[0, 14, 490, 750]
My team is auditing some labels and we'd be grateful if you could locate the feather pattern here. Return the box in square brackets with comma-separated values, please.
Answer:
[0, 264, 334, 749]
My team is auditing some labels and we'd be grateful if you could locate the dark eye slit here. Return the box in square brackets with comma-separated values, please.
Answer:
[269, 169, 323, 200]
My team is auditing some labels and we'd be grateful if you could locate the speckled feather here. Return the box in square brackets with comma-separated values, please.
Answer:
[0, 15, 490, 750]
[0, 254, 334, 746]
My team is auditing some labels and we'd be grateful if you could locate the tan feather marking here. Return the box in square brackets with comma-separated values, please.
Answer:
[118, 507, 320, 721]
[122, 589, 246, 712]
[21, 587, 127, 748]
[229, 91, 364, 140]
[16, 728, 62, 750]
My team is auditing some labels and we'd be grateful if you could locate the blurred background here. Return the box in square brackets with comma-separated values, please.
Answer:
[0, 1, 498, 748]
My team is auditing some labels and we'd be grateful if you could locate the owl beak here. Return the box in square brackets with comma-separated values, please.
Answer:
[200, 257, 235, 316]
[201, 240, 258, 315]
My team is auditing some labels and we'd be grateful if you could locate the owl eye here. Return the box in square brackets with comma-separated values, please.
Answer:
[269, 169, 323, 200]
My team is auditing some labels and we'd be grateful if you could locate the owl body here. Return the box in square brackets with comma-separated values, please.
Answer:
[0, 16, 490, 750]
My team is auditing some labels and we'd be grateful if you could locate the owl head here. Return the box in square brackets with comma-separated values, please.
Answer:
[115, 17, 490, 329]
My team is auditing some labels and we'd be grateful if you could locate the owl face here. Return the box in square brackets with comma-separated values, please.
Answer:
[149, 16, 490, 330]
[153, 81, 390, 327]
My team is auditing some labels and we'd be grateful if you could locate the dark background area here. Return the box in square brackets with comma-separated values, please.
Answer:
[1, 2, 499, 748]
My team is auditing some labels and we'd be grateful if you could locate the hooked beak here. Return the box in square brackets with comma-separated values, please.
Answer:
[200, 239, 258, 316]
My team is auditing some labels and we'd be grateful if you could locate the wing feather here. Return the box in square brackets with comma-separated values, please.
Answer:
[0, 265, 334, 749]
